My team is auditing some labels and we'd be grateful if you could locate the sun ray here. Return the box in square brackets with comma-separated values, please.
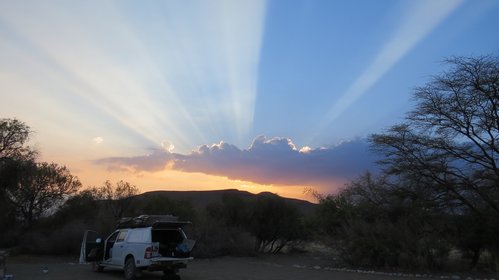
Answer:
[309, 0, 464, 144]
[0, 0, 268, 152]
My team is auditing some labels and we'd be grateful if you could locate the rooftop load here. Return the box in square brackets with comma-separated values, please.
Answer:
[116, 214, 191, 229]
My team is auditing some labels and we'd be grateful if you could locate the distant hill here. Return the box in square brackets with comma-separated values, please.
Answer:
[136, 189, 317, 216]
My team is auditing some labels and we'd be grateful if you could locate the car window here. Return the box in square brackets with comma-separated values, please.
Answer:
[128, 228, 150, 243]
[107, 231, 119, 242]
[116, 230, 128, 242]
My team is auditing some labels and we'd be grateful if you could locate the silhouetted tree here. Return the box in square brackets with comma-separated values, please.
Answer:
[56, 189, 101, 223]
[88, 180, 139, 218]
[315, 173, 453, 269]
[371, 55, 499, 214]
[4, 160, 81, 227]
[0, 119, 36, 225]
[249, 194, 305, 253]
[206, 193, 250, 228]
[0, 118, 36, 160]
[368, 55, 499, 270]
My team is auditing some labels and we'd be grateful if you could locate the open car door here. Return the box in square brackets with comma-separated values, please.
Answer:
[80, 230, 104, 263]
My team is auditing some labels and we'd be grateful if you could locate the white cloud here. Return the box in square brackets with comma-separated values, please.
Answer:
[161, 141, 175, 153]
[95, 136, 379, 192]
[92, 137, 104, 145]
[299, 146, 312, 154]
[95, 149, 174, 173]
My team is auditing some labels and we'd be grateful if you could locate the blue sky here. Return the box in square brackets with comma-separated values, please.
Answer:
[1, 0, 498, 199]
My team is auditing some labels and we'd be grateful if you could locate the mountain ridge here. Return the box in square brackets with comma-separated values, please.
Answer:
[136, 188, 316, 216]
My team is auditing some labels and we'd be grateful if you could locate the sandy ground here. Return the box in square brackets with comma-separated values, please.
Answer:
[4, 254, 496, 280]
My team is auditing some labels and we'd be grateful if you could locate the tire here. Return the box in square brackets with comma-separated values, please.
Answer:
[92, 262, 104, 272]
[124, 257, 138, 280]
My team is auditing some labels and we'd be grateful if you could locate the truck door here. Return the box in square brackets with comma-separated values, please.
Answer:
[80, 230, 103, 262]
[111, 230, 128, 266]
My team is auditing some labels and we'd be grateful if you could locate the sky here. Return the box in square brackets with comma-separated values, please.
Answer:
[1, 0, 498, 201]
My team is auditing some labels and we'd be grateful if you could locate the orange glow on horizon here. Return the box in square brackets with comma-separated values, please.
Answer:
[65, 159, 321, 203]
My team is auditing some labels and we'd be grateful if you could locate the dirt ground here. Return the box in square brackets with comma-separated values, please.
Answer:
[4, 254, 496, 280]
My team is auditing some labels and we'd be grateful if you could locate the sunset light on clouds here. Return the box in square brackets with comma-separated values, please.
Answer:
[1, 0, 499, 200]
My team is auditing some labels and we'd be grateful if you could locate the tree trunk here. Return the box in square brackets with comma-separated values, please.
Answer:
[469, 248, 481, 270]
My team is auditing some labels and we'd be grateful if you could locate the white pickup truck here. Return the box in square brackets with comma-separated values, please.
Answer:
[80, 215, 195, 280]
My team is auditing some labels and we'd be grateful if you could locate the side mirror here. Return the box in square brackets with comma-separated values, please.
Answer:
[96, 238, 102, 243]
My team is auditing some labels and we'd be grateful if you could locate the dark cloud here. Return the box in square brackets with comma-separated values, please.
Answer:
[94, 136, 379, 190]
[94, 149, 175, 172]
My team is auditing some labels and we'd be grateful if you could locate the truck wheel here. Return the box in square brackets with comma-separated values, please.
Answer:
[92, 262, 104, 272]
[124, 257, 138, 280]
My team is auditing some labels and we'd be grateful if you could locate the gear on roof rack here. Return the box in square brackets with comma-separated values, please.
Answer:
[116, 214, 190, 229]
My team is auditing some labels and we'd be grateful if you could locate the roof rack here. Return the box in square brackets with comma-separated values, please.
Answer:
[116, 215, 191, 229]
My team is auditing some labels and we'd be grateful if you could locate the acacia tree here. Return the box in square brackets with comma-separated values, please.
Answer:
[371, 56, 499, 214]
[249, 194, 305, 253]
[315, 173, 454, 269]
[88, 180, 139, 218]
[0, 118, 81, 229]
[370, 56, 499, 266]
[5, 161, 81, 227]
[0, 118, 35, 216]
[0, 119, 33, 243]
[0, 118, 35, 160]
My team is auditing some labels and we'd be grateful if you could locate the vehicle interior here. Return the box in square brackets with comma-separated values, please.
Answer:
[152, 229, 187, 257]
[104, 231, 119, 260]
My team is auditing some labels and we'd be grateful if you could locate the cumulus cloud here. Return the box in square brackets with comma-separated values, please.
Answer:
[95, 136, 379, 190]
[95, 149, 174, 173]
[161, 141, 175, 153]
[92, 137, 104, 145]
